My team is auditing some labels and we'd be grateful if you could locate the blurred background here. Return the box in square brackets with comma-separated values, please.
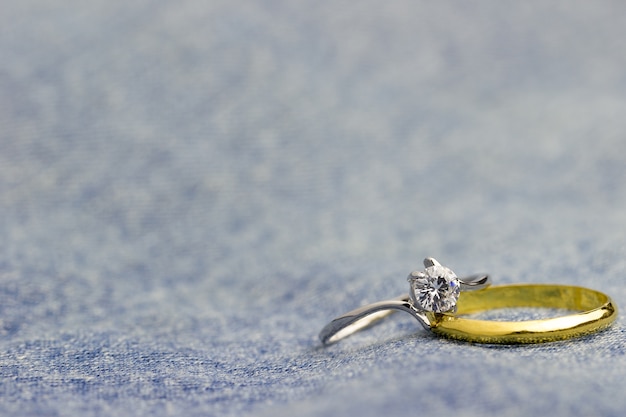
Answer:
[1, 1, 625, 416]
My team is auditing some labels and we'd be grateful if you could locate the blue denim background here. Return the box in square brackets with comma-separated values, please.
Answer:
[1, 1, 625, 416]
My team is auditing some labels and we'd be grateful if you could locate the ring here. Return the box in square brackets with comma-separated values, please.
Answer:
[319, 257, 617, 344]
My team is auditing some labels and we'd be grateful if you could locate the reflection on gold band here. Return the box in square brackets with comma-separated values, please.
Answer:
[428, 284, 617, 343]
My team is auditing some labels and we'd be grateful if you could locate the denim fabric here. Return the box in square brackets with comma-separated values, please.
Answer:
[1, 1, 625, 416]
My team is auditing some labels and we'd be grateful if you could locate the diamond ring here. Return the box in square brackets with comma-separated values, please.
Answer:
[319, 257, 617, 344]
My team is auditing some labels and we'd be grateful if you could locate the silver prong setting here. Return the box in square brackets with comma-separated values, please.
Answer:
[409, 258, 460, 313]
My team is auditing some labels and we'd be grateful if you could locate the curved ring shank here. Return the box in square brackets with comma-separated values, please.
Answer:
[319, 284, 617, 345]
[319, 295, 428, 345]
[431, 284, 617, 343]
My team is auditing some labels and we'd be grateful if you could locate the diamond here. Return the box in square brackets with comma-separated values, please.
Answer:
[408, 264, 460, 313]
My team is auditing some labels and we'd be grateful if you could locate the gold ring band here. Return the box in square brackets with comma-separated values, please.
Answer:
[428, 284, 617, 343]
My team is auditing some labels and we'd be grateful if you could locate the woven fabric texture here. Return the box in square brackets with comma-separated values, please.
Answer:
[1, 2, 625, 416]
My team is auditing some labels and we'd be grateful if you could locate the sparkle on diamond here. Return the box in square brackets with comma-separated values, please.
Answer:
[410, 265, 460, 313]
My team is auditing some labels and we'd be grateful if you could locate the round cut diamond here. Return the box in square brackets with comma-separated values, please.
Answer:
[409, 265, 460, 313]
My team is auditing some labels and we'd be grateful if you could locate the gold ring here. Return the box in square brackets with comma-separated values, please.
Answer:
[428, 284, 617, 343]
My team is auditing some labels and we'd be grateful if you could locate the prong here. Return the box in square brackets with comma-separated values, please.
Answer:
[407, 271, 426, 281]
[423, 257, 441, 268]
[459, 274, 490, 291]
